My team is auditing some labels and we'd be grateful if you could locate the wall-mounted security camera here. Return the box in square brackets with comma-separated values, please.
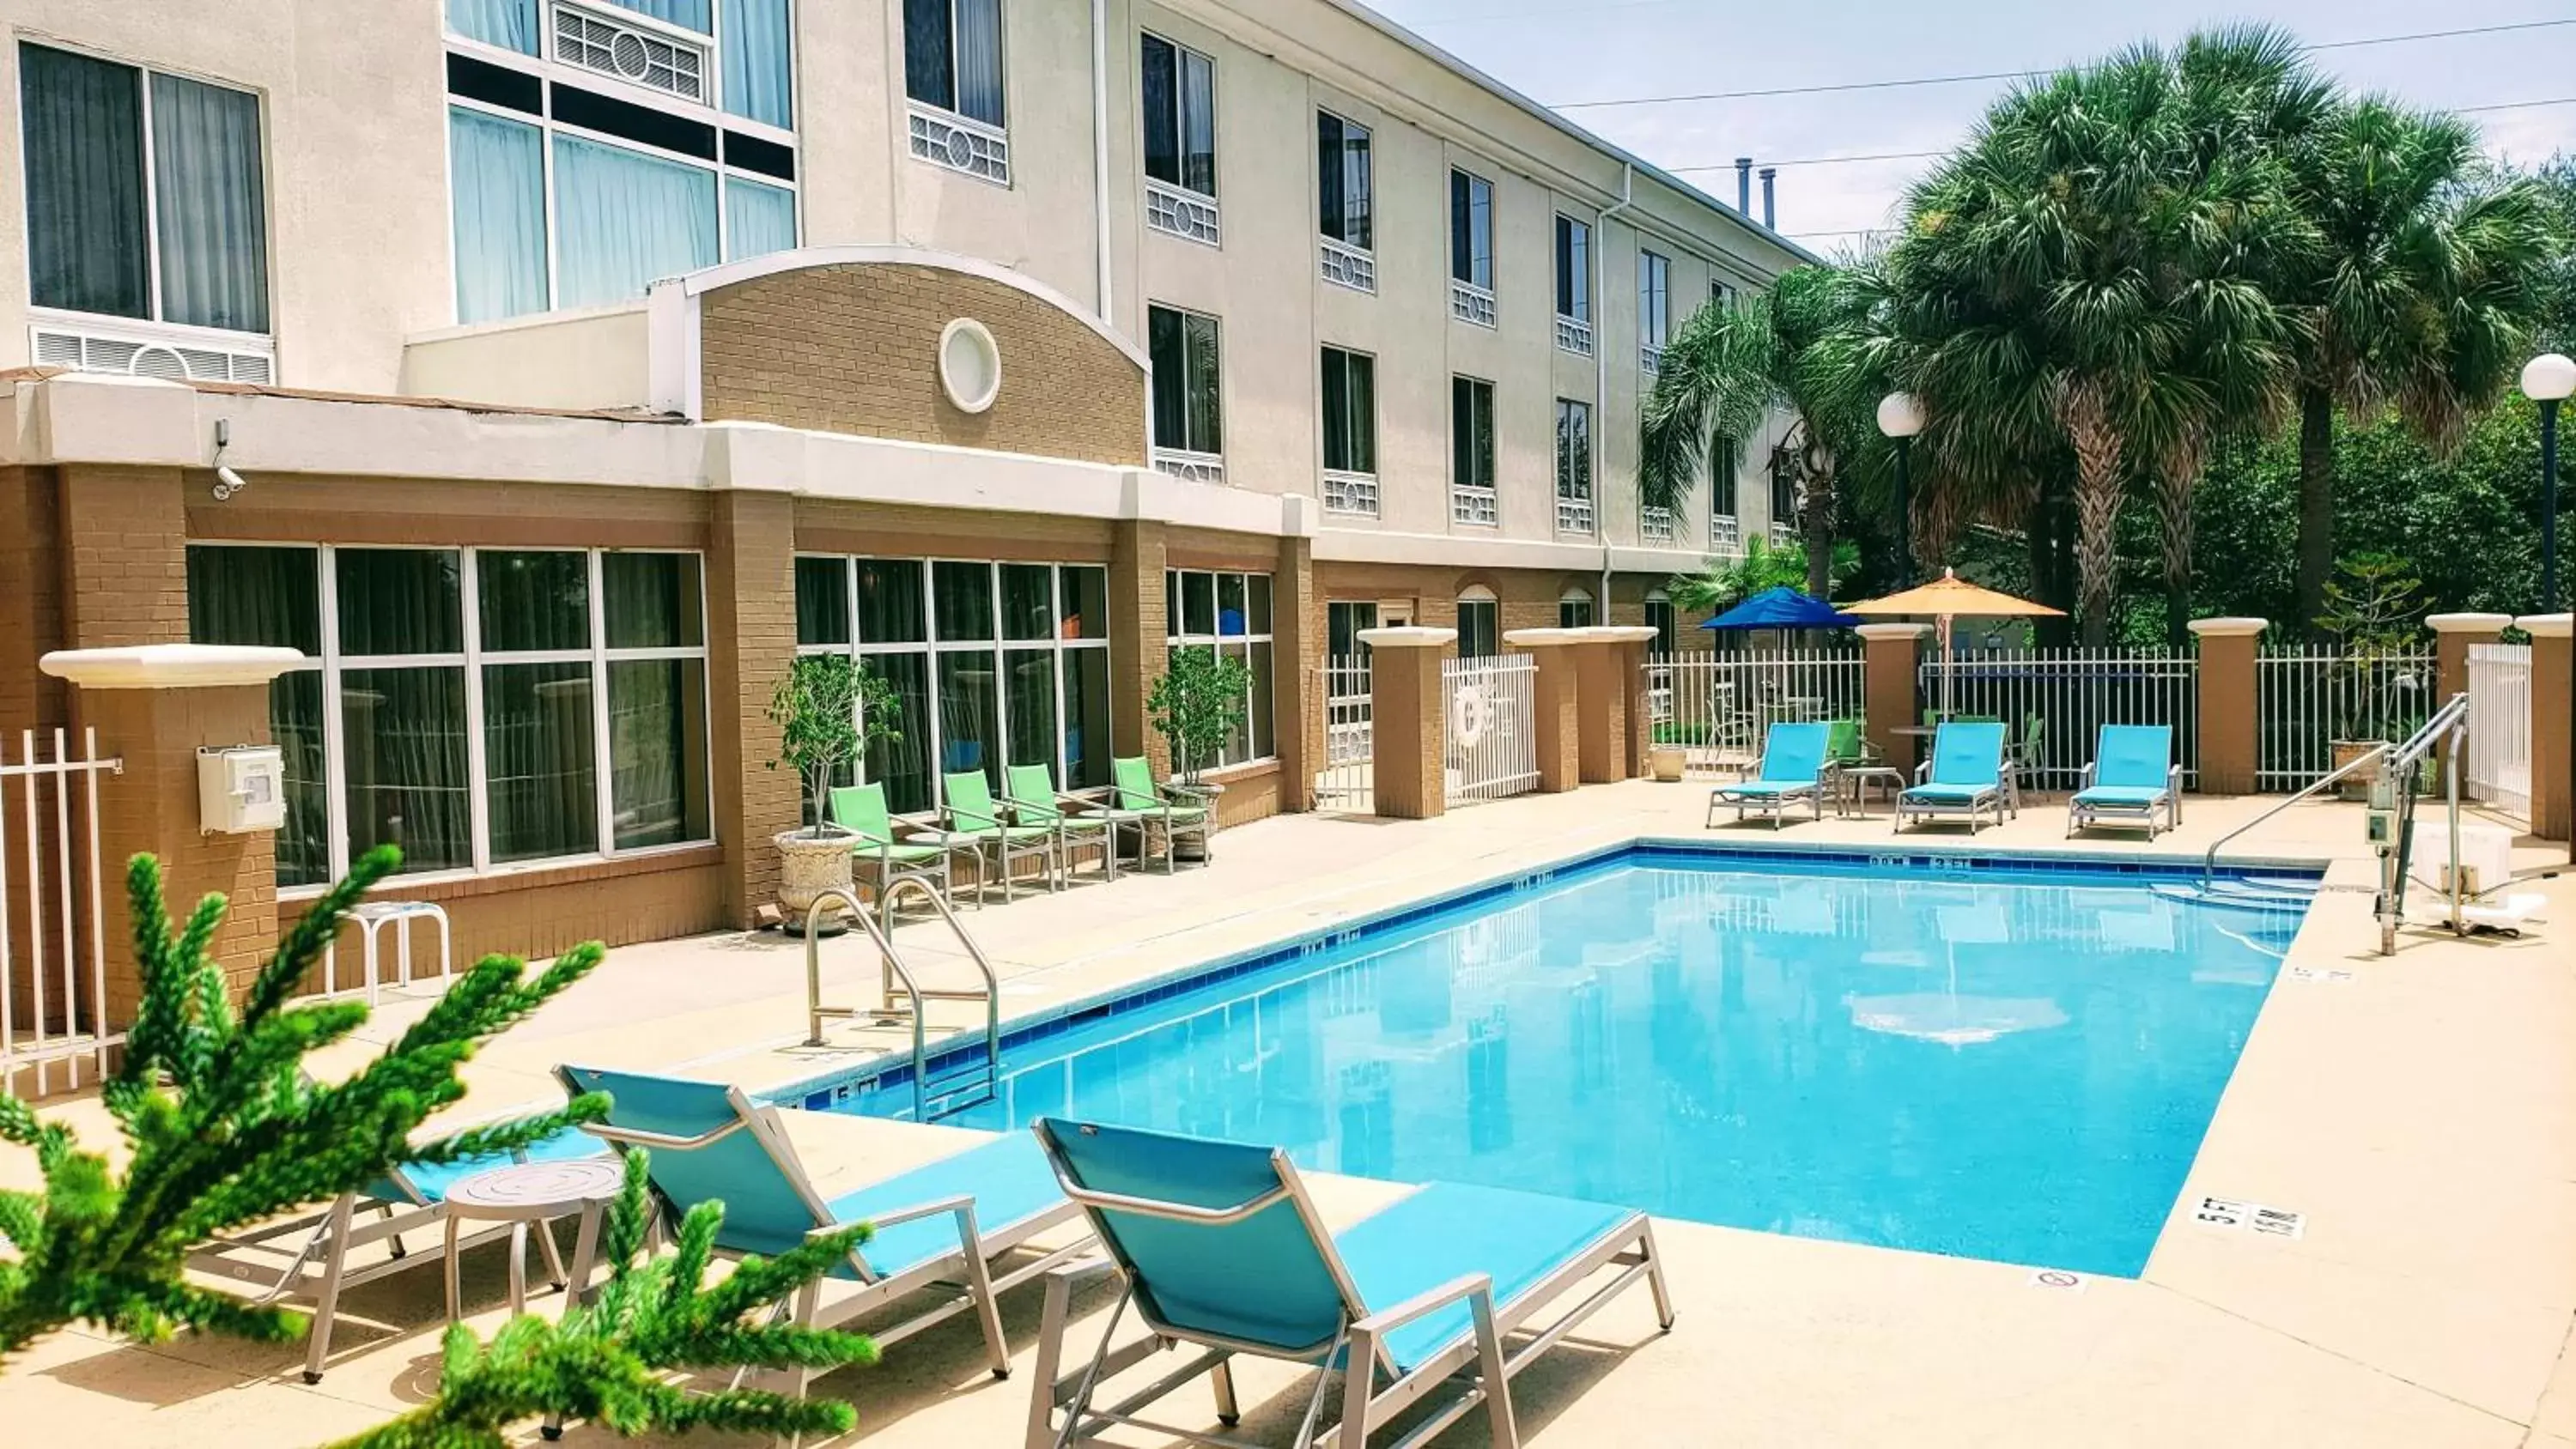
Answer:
[209, 417, 247, 500]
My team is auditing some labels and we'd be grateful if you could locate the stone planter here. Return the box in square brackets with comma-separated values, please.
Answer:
[1173, 780, 1224, 862]
[1649, 743, 1687, 783]
[2328, 739, 2384, 802]
[775, 827, 857, 934]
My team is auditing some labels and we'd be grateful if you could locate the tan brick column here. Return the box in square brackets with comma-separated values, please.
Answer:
[2427, 613, 2511, 791]
[1358, 627, 1455, 819]
[1272, 533, 1315, 812]
[2518, 613, 2571, 844]
[1111, 518, 1170, 770]
[1505, 629, 1583, 792]
[707, 490, 799, 926]
[1856, 623, 1929, 773]
[2190, 617, 2267, 796]
[39, 646, 301, 1021]
[1571, 627, 1658, 783]
[58, 465, 188, 650]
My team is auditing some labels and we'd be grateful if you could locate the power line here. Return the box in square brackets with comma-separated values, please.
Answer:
[1546, 18, 2576, 111]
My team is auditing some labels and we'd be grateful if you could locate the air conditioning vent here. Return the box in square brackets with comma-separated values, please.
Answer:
[553, 3, 706, 103]
[32, 327, 273, 385]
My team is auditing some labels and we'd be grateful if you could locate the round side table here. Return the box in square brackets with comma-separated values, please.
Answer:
[442, 1156, 628, 1440]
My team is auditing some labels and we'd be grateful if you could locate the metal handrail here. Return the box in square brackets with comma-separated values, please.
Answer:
[2379, 692, 2471, 953]
[2200, 744, 2390, 883]
[802, 878, 1003, 1123]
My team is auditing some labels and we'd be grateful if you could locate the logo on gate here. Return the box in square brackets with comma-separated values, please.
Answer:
[1451, 684, 1491, 747]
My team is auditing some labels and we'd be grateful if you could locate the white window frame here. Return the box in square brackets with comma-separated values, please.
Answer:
[1638, 248, 1670, 373]
[1553, 213, 1592, 357]
[1139, 32, 1218, 246]
[17, 41, 273, 347]
[1321, 344, 1377, 518]
[1451, 373, 1498, 528]
[1148, 301, 1225, 482]
[1449, 165, 1496, 328]
[901, 0, 1009, 184]
[1164, 567, 1277, 771]
[795, 555, 1115, 811]
[1558, 586, 1595, 629]
[1316, 108, 1374, 293]
[1456, 586, 1499, 659]
[190, 541, 715, 896]
[1554, 397, 1595, 537]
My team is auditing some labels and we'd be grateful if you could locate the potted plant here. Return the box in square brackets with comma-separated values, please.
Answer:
[766, 653, 902, 931]
[1146, 647, 1251, 858]
[2313, 555, 2424, 802]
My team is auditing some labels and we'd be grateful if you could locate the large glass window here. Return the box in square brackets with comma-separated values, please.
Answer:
[1559, 589, 1595, 628]
[186, 544, 711, 885]
[905, 0, 1005, 126]
[1639, 249, 1671, 349]
[1316, 111, 1371, 251]
[21, 43, 270, 336]
[450, 0, 788, 123]
[1165, 570, 1273, 769]
[1457, 591, 1499, 659]
[1321, 348, 1376, 476]
[1140, 33, 1216, 199]
[1148, 304, 1224, 458]
[1556, 400, 1594, 506]
[1554, 215, 1589, 324]
[1452, 377, 1496, 491]
[1646, 594, 1677, 656]
[797, 558, 1113, 813]
[1449, 167, 1494, 290]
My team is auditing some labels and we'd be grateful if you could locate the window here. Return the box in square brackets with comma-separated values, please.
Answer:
[1638, 249, 1670, 367]
[1165, 570, 1274, 769]
[905, 0, 1005, 125]
[1559, 588, 1595, 629]
[1645, 593, 1676, 657]
[798, 558, 1111, 815]
[1710, 433, 1741, 552]
[186, 543, 712, 885]
[1554, 215, 1589, 324]
[1771, 444, 1800, 537]
[1451, 376, 1498, 526]
[21, 44, 270, 336]
[1457, 589, 1499, 658]
[1316, 111, 1372, 251]
[1449, 167, 1495, 325]
[1321, 347, 1377, 515]
[1140, 34, 1215, 198]
[1148, 304, 1224, 474]
[449, 0, 792, 126]
[1711, 276, 1737, 309]
[1555, 399, 1595, 535]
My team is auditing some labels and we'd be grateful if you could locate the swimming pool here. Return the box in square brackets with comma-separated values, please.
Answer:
[793, 845, 2315, 1277]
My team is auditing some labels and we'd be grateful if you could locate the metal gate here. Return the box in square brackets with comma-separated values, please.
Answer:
[2465, 642, 2532, 820]
[1314, 656, 1372, 811]
[4, 728, 122, 1098]
[1443, 656, 1537, 802]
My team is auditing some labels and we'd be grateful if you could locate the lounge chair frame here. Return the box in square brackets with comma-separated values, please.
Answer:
[1894, 723, 2014, 835]
[1023, 1130, 1674, 1449]
[2066, 728, 2185, 839]
[1706, 723, 1830, 830]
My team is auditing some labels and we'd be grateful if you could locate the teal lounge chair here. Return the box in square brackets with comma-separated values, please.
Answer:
[829, 781, 975, 911]
[942, 769, 1062, 901]
[1022, 1119, 1672, 1449]
[1004, 763, 1118, 883]
[1707, 721, 1832, 828]
[1896, 720, 2011, 834]
[189, 1119, 604, 1384]
[556, 1065, 1089, 1386]
[1108, 755, 1212, 870]
[2068, 724, 2184, 838]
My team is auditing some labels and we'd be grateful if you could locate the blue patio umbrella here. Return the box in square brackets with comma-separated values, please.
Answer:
[1699, 586, 1862, 632]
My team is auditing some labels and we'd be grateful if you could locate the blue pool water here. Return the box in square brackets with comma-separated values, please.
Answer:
[801, 848, 2312, 1277]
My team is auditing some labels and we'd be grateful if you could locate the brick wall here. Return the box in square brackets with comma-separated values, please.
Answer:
[1111, 520, 1169, 768]
[61, 465, 188, 649]
[697, 264, 1147, 466]
[0, 467, 65, 739]
[708, 491, 800, 924]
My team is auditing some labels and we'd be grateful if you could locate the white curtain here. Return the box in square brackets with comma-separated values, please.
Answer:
[151, 73, 270, 333]
[611, 0, 710, 33]
[720, 0, 793, 127]
[553, 135, 717, 310]
[954, 0, 1004, 125]
[447, 0, 538, 53]
[723, 178, 797, 261]
[448, 107, 549, 323]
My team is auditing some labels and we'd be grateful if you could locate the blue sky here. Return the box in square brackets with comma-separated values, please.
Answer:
[1359, 0, 2576, 252]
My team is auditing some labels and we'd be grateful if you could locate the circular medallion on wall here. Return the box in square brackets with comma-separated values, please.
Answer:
[939, 318, 1001, 414]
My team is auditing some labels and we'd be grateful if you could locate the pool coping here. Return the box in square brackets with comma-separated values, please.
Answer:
[766, 834, 2335, 1113]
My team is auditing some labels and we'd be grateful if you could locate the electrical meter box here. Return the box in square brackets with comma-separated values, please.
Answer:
[2365, 809, 2397, 846]
[198, 745, 286, 834]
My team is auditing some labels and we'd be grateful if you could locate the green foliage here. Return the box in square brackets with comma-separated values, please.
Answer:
[1666, 537, 1860, 614]
[2315, 554, 2423, 652]
[766, 655, 900, 840]
[329, 1150, 877, 1449]
[1148, 647, 1253, 783]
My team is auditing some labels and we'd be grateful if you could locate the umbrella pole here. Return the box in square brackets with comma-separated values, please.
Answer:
[1939, 615, 1955, 717]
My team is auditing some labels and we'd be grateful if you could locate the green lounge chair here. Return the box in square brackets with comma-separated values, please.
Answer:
[1108, 755, 1212, 870]
[1023, 1118, 1674, 1449]
[556, 1065, 1089, 1390]
[1896, 720, 2011, 834]
[1707, 721, 1832, 828]
[1003, 763, 1118, 883]
[2068, 724, 2183, 837]
[829, 781, 975, 911]
[942, 769, 1061, 901]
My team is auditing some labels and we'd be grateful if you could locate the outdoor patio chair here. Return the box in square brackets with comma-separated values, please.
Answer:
[2008, 712, 2047, 808]
[1707, 720, 1832, 828]
[1021, 1117, 1674, 1449]
[555, 1065, 1091, 1390]
[941, 769, 1063, 901]
[829, 781, 977, 912]
[1107, 755, 1214, 870]
[1003, 763, 1119, 883]
[188, 1119, 605, 1384]
[1895, 720, 2012, 834]
[2068, 724, 2184, 838]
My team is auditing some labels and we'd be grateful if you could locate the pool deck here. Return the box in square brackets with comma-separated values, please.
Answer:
[6, 783, 2573, 1447]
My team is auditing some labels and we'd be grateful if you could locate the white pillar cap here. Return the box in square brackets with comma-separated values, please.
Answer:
[1853, 622, 1931, 640]
[1504, 627, 1587, 648]
[2425, 612, 2514, 634]
[40, 644, 307, 689]
[1355, 626, 1459, 649]
[2514, 612, 2573, 639]
[2186, 617, 2269, 638]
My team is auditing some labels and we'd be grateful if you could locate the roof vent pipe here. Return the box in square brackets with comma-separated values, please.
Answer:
[1735, 157, 1753, 215]
[1759, 167, 1777, 230]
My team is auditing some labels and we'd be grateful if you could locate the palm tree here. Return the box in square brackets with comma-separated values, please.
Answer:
[2276, 99, 2563, 635]
[1641, 264, 1881, 600]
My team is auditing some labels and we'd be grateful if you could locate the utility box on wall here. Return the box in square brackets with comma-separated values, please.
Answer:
[198, 744, 286, 834]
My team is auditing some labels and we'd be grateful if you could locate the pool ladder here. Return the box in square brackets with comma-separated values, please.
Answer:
[803, 877, 1003, 1124]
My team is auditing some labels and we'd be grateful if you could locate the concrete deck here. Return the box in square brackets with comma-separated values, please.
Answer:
[5, 783, 2573, 1447]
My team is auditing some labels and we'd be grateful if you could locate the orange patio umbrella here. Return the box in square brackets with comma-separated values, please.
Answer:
[1843, 568, 2063, 717]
